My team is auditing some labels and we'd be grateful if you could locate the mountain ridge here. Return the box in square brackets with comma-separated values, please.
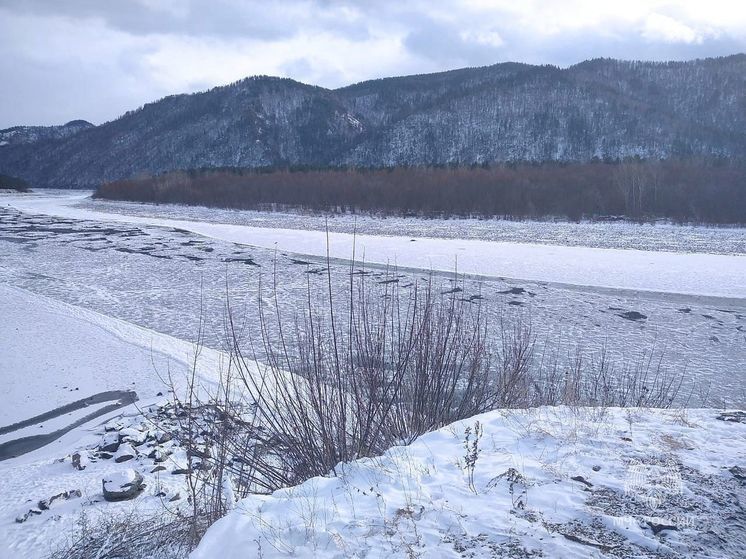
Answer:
[2, 55, 745, 188]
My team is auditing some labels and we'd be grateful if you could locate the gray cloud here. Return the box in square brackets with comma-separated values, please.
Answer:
[1, 0, 745, 128]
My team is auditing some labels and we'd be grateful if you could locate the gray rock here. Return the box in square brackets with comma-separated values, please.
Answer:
[102, 470, 144, 501]
[99, 432, 120, 453]
[72, 452, 86, 471]
[114, 443, 137, 463]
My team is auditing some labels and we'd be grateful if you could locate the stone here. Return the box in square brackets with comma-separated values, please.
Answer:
[99, 432, 120, 453]
[114, 443, 137, 463]
[148, 447, 169, 463]
[119, 427, 148, 446]
[38, 489, 81, 510]
[72, 452, 87, 471]
[717, 411, 746, 423]
[102, 470, 144, 502]
[570, 475, 593, 488]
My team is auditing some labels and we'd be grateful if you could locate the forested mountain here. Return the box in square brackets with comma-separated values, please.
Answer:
[0, 120, 93, 148]
[2, 55, 746, 188]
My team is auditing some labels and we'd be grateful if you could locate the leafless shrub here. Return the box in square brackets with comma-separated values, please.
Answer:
[49, 509, 193, 559]
[228, 263, 502, 490]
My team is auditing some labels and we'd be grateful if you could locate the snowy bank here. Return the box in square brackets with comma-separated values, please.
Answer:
[193, 407, 746, 558]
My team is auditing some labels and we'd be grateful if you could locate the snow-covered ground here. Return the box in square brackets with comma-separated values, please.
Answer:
[0, 284, 225, 426]
[0, 285, 226, 558]
[193, 406, 746, 558]
[1, 191, 745, 558]
[4, 191, 746, 297]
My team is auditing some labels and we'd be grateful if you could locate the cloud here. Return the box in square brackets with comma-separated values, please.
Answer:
[643, 13, 705, 44]
[1, 0, 745, 128]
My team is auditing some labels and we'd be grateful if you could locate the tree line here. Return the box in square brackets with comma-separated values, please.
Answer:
[0, 173, 29, 191]
[94, 159, 746, 224]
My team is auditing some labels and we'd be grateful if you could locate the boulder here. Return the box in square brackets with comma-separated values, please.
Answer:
[102, 470, 144, 501]
[99, 432, 120, 453]
[119, 427, 148, 446]
[156, 430, 172, 444]
[114, 443, 137, 463]
[72, 452, 87, 471]
[147, 447, 170, 463]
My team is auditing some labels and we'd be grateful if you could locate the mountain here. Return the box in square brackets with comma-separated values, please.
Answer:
[2, 55, 746, 188]
[0, 120, 93, 148]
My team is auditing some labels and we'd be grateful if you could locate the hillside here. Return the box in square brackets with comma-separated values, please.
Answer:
[1, 55, 746, 188]
[0, 120, 93, 148]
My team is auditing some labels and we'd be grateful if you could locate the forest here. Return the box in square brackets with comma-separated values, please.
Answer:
[94, 160, 746, 224]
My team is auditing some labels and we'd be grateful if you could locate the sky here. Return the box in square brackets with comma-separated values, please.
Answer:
[1, 0, 745, 128]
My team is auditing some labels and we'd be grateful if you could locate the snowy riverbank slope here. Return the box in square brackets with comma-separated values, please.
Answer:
[193, 407, 746, 559]
[0, 285, 226, 558]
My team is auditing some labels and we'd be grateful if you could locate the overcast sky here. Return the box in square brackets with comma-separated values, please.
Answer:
[2, 0, 745, 128]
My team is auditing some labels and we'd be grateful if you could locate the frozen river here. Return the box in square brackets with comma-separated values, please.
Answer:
[2, 191, 745, 406]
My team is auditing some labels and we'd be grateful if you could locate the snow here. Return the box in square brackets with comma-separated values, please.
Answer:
[0, 284, 223, 426]
[1, 193, 744, 406]
[4, 191, 746, 298]
[1, 191, 745, 557]
[102, 469, 138, 493]
[193, 407, 746, 558]
[82, 197, 746, 255]
[0, 285, 231, 558]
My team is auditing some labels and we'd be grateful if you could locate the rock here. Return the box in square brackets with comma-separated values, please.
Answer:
[38, 489, 82, 510]
[15, 509, 42, 523]
[119, 427, 148, 446]
[646, 520, 678, 535]
[169, 493, 181, 502]
[729, 466, 746, 483]
[592, 465, 601, 472]
[102, 470, 144, 502]
[618, 311, 647, 321]
[717, 411, 746, 423]
[570, 475, 593, 488]
[72, 452, 87, 471]
[114, 443, 137, 463]
[150, 465, 167, 473]
[97, 451, 114, 460]
[171, 468, 189, 475]
[99, 432, 120, 453]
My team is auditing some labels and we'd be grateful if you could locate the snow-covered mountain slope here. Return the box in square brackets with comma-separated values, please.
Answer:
[1, 56, 746, 188]
[193, 406, 746, 558]
[0, 120, 92, 148]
